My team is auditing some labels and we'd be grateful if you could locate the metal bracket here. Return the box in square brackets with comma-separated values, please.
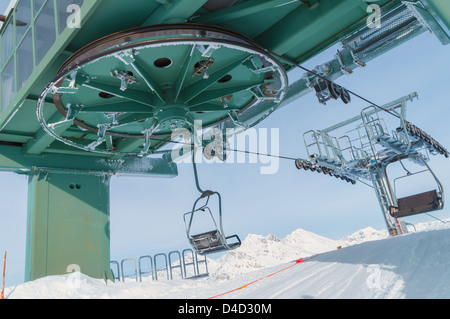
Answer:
[249, 85, 281, 103]
[193, 57, 215, 79]
[350, 50, 366, 68]
[139, 122, 160, 157]
[114, 50, 136, 65]
[336, 49, 353, 74]
[227, 110, 248, 130]
[197, 44, 221, 58]
[154, 0, 172, 9]
[65, 104, 84, 120]
[111, 69, 137, 91]
[87, 123, 110, 151]
[299, 0, 319, 9]
[52, 71, 82, 94]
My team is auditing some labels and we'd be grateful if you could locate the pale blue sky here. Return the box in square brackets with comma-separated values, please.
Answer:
[1, 1, 450, 286]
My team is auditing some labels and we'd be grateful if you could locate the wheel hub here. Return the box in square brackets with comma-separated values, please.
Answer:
[154, 104, 189, 131]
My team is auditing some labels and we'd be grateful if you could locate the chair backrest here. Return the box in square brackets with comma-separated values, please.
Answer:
[183, 174, 241, 255]
[191, 230, 222, 250]
[392, 189, 441, 218]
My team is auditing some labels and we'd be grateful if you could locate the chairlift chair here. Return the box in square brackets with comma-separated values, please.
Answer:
[183, 149, 241, 256]
[389, 155, 444, 218]
[184, 190, 241, 256]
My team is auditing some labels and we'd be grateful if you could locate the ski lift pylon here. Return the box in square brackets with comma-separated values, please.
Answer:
[183, 149, 241, 256]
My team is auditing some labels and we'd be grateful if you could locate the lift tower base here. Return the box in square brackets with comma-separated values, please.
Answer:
[25, 172, 113, 282]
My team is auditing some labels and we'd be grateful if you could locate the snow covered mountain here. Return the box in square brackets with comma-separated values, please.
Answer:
[207, 228, 339, 280]
[3, 219, 450, 299]
[339, 226, 388, 246]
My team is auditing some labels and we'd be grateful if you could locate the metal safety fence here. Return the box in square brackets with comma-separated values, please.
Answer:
[110, 248, 208, 282]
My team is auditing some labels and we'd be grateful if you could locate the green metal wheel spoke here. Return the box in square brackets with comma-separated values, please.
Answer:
[113, 113, 155, 127]
[82, 81, 156, 107]
[188, 82, 263, 107]
[80, 102, 155, 113]
[129, 57, 166, 104]
[174, 45, 197, 102]
[188, 103, 242, 113]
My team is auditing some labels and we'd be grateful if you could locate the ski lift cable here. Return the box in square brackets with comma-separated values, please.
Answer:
[136, 46, 405, 156]
[135, 44, 413, 166]
[425, 213, 448, 224]
[146, 136, 377, 189]
[263, 49, 402, 119]
[148, 135, 301, 162]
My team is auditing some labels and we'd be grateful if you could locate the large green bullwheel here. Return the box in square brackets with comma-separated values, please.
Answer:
[37, 25, 288, 156]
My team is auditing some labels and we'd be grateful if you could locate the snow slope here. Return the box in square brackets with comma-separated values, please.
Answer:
[3, 220, 450, 299]
[207, 228, 338, 280]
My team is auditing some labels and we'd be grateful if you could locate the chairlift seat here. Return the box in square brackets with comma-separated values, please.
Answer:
[391, 189, 442, 218]
[187, 150, 241, 256]
[191, 230, 221, 250]
[184, 190, 241, 256]
[190, 229, 241, 255]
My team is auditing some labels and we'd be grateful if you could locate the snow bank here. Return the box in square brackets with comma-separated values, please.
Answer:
[4, 220, 450, 299]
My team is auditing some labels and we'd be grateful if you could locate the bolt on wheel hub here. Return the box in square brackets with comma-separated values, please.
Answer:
[154, 104, 189, 131]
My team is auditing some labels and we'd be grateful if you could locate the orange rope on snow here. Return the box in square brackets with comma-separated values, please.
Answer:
[1, 251, 6, 300]
[208, 257, 310, 299]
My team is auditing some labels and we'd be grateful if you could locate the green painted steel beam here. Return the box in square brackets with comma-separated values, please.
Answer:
[193, 0, 302, 25]
[41, 143, 111, 157]
[142, 0, 208, 25]
[0, 132, 33, 143]
[24, 113, 66, 155]
[26, 172, 113, 282]
[412, 5, 450, 44]
[0, 144, 178, 177]
[415, 0, 450, 44]
[254, 0, 399, 62]
[255, 0, 367, 56]
[113, 138, 147, 155]
[276, 3, 429, 111]
[423, 0, 450, 30]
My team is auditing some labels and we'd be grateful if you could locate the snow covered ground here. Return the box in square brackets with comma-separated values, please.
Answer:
[3, 220, 450, 299]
